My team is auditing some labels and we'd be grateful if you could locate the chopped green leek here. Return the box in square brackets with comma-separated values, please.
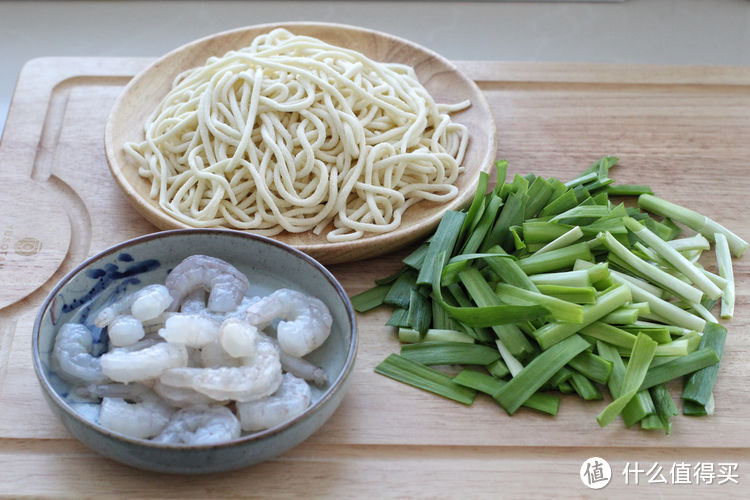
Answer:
[459, 171, 490, 242]
[648, 384, 679, 434]
[639, 348, 720, 391]
[384, 270, 418, 308]
[398, 328, 476, 344]
[558, 381, 575, 394]
[548, 366, 574, 388]
[596, 264, 706, 332]
[535, 226, 584, 255]
[495, 282, 584, 323]
[453, 369, 560, 415]
[539, 189, 579, 218]
[569, 351, 612, 384]
[667, 234, 710, 252]
[531, 283, 632, 350]
[518, 241, 593, 275]
[597, 333, 657, 427]
[455, 266, 537, 357]
[402, 243, 429, 270]
[607, 268, 665, 298]
[596, 341, 655, 427]
[461, 194, 503, 255]
[487, 359, 510, 379]
[401, 341, 501, 366]
[495, 339, 525, 377]
[529, 269, 591, 288]
[682, 323, 727, 411]
[350, 284, 390, 312]
[581, 322, 637, 350]
[483, 247, 539, 292]
[375, 354, 476, 405]
[569, 372, 603, 400]
[625, 217, 722, 300]
[361, 158, 741, 434]
[714, 233, 735, 319]
[600, 307, 639, 325]
[416, 211, 466, 286]
[482, 191, 527, 251]
[606, 184, 654, 196]
[437, 271, 549, 328]
[493, 335, 591, 415]
[536, 284, 597, 304]
[599, 230, 704, 304]
[638, 194, 749, 258]
[683, 393, 715, 417]
[407, 289, 431, 334]
[386, 308, 411, 328]
[525, 176, 555, 219]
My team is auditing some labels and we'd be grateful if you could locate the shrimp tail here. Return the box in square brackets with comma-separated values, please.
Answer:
[279, 351, 328, 387]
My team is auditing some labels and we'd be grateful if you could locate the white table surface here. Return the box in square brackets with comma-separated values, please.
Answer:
[0, 0, 748, 135]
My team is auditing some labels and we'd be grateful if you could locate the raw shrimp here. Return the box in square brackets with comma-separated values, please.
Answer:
[74, 382, 150, 400]
[131, 285, 173, 322]
[245, 288, 332, 358]
[165, 255, 249, 313]
[99, 391, 174, 439]
[94, 284, 172, 327]
[107, 315, 145, 347]
[108, 333, 162, 353]
[160, 334, 282, 402]
[236, 373, 312, 432]
[152, 379, 223, 408]
[200, 340, 241, 368]
[179, 289, 207, 314]
[158, 314, 220, 347]
[52, 323, 109, 384]
[219, 317, 259, 358]
[279, 350, 328, 387]
[101, 342, 188, 383]
[153, 405, 241, 446]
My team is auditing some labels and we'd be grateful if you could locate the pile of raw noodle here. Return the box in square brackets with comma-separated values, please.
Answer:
[125, 28, 469, 242]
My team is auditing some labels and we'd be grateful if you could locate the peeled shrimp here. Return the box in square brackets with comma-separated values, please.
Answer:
[236, 373, 312, 432]
[160, 334, 282, 402]
[165, 255, 249, 313]
[153, 405, 241, 446]
[99, 391, 173, 439]
[200, 340, 241, 368]
[100, 342, 188, 383]
[219, 317, 259, 358]
[180, 289, 207, 314]
[153, 379, 223, 408]
[74, 382, 149, 400]
[158, 314, 220, 347]
[94, 284, 172, 327]
[107, 315, 145, 347]
[245, 288, 332, 358]
[108, 333, 162, 353]
[52, 323, 109, 384]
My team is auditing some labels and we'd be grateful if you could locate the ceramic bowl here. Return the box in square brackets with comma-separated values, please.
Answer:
[32, 229, 357, 474]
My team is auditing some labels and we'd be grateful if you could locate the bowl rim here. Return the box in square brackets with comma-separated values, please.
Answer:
[32, 228, 358, 450]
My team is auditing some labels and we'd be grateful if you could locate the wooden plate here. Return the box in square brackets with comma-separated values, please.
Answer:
[104, 22, 496, 264]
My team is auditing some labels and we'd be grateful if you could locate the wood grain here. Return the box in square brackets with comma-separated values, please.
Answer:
[1, 57, 749, 497]
[104, 23, 496, 264]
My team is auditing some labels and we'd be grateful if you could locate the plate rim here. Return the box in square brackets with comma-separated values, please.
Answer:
[104, 21, 497, 263]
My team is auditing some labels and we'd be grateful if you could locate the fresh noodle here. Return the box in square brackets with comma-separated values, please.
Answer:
[125, 28, 469, 242]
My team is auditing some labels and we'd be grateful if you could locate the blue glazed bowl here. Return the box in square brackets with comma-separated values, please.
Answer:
[32, 229, 357, 473]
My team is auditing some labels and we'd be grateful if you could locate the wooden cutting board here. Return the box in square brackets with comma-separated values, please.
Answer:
[1, 57, 749, 497]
